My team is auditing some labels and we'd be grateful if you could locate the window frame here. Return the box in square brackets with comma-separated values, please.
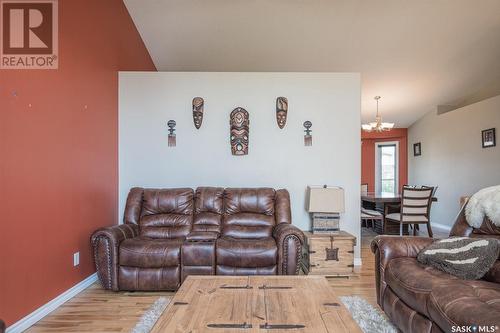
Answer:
[374, 141, 399, 194]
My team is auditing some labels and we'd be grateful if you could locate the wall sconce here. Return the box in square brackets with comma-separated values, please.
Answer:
[167, 120, 176, 147]
[303, 121, 312, 146]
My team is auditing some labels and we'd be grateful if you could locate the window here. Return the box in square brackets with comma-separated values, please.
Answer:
[375, 142, 398, 194]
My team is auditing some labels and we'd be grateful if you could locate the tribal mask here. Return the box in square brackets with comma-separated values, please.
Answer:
[276, 97, 288, 129]
[230, 107, 249, 155]
[192, 97, 204, 129]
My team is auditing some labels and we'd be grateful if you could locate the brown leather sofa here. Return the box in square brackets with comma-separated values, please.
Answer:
[91, 187, 304, 291]
[372, 200, 500, 333]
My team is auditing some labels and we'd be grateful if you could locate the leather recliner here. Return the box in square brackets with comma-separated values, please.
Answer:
[91, 187, 304, 291]
[371, 199, 500, 333]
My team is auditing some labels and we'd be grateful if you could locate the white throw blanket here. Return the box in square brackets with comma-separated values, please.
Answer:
[465, 185, 500, 227]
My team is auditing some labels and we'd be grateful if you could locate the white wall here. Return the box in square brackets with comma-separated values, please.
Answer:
[408, 94, 500, 229]
[119, 72, 361, 259]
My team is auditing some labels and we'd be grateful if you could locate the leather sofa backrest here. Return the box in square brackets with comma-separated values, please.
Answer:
[450, 199, 500, 283]
[139, 188, 194, 239]
[193, 187, 224, 233]
[123, 187, 144, 225]
[475, 218, 500, 284]
[122, 187, 290, 240]
[472, 218, 500, 238]
[222, 188, 276, 239]
[450, 200, 500, 240]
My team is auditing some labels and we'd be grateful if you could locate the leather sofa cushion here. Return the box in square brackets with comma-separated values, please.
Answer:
[427, 280, 500, 332]
[216, 265, 277, 275]
[224, 188, 275, 215]
[222, 213, 274, 238]
[385, 257, 460, 317]
[193, 187, 223, 232]
[216, 237, 277, 268]
[383, 286, 435, 333]
[195, 187, 224, 214]
[484, 260, 500, 283]
[182, 241, 215, 267]
[193, 212, 221, 233]
[119, 266, 180, 291]
[473, 217, 500, 237]
[139, 188, 193, 239]
[140, 214, 192, 239]
[185, 231, 219, 241]
[119, 237, 182, 268]
[141, 188, 193, 216]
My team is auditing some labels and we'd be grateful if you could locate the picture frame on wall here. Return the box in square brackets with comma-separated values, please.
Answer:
[482, 128, 496, 148]
[413, 142, 421, 156]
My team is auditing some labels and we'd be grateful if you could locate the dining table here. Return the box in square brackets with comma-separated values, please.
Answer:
[361, 192, 437, 234]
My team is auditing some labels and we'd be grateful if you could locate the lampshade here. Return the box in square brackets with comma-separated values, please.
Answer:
[307, 186, 345, 213]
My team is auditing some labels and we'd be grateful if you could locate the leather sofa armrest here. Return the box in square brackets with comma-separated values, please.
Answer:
[275, 189, 292, 224]
[273, 223, 305, 275]
[450, 198, 472, 237]
[370, 235, 434, 308]
[186, 231, 219, 242]
[90, 223, 138, 291]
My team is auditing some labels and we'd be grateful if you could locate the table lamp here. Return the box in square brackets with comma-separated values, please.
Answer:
[307, 185, 345, 234]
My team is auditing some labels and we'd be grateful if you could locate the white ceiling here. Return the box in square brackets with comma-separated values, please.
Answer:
[124, 0, 500, 127]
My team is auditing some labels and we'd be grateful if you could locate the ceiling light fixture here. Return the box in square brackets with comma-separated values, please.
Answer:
[362, 96, 394, 132]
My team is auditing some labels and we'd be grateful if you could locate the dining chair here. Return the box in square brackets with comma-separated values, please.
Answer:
[409, 185, 438, 233]
[361, 183, 368, 196]
[360, 184, 382, 228]
[361, 207, 383, 229]
[384, 185, 435, 237]
[423, 185, 438, 198]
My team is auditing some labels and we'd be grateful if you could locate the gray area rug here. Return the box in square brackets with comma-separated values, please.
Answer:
[340, 296, 398, 333]
[131, 297, 171, 333]
[132, 295, 396, 333]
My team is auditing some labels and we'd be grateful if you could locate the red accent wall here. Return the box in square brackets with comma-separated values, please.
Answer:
[361, 128, 408, 192]
[0, 1, 155, 325]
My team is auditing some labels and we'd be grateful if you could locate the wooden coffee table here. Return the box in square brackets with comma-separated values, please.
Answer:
[151, 275, 361, 332]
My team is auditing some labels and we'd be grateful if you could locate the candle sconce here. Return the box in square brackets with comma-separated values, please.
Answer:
[167, 120, 176, 147]
[304, 121, 312, 146]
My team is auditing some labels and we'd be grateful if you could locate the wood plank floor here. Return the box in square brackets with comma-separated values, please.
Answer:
[28, 227, 448, 332]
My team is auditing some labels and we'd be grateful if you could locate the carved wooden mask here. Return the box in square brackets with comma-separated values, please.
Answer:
[230, 107, 249, 155]
[192, 97, 204, 129]
[276, 97, 288, 129]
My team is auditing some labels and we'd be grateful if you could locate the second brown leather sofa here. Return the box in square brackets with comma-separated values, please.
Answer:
[91, 187, 304, 291]
[371, 200, 500, 332]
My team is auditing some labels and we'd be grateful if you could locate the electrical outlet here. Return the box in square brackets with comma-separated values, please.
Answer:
[73, 252, 80, 267]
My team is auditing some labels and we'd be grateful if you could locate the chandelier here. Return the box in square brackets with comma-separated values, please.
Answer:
[362, 96, 394, 132]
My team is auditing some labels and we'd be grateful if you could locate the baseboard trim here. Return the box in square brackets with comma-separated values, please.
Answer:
[431, 222, 452, 232]
[354, 258, 362, 266]
[6, 273, 98, 333]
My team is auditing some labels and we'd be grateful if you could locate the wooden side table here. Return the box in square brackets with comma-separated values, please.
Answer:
[302, 231, 356, 277]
